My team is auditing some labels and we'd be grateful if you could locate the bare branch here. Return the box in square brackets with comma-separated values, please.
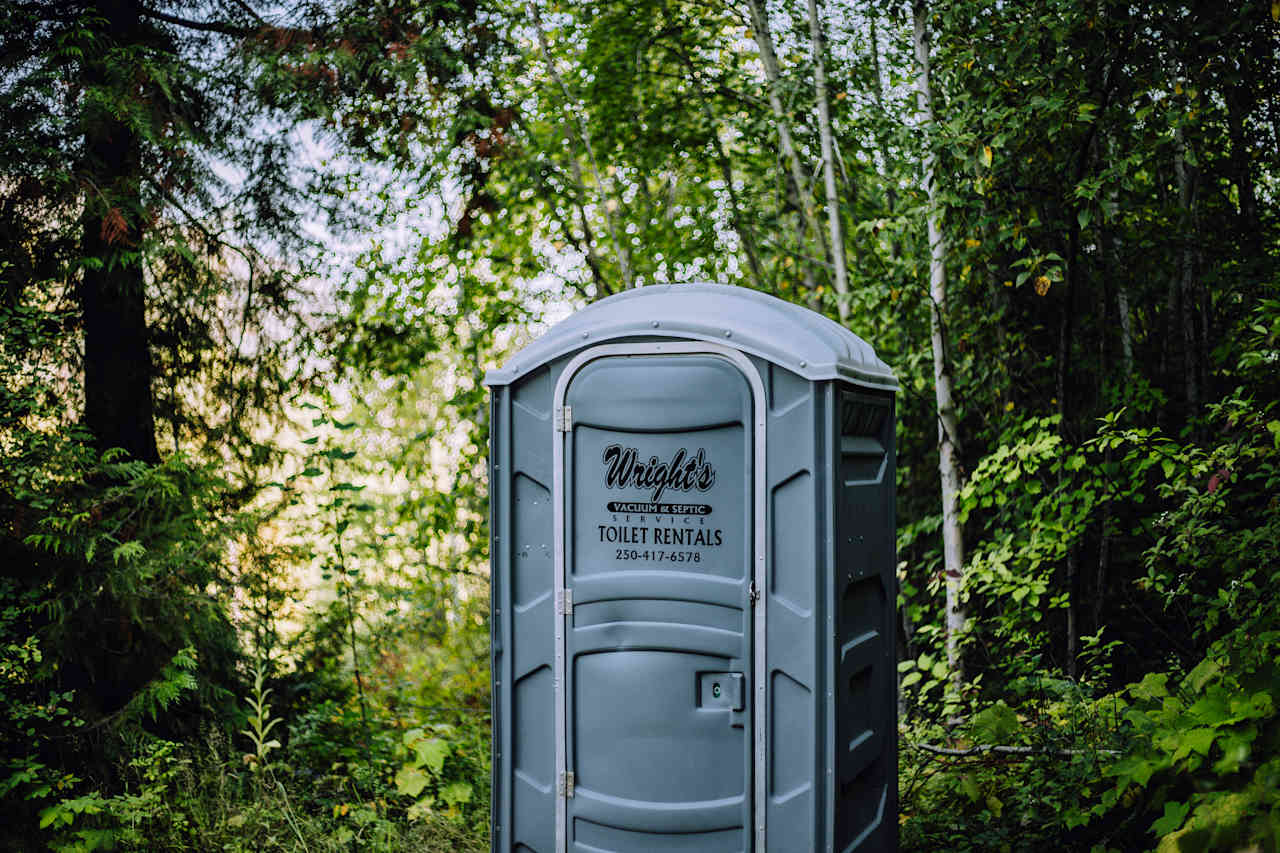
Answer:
[527, 1, 634, 290]
[910, 742, 1120, 758]
[139, 7, 252, 37]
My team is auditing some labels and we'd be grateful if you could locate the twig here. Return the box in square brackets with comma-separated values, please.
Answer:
[909, 741, 1119, 758]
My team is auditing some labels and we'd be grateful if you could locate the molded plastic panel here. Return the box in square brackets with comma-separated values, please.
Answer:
[492, 364, 561, 853]
[832, 388, 897, 853]
[762, 359, 821, 853]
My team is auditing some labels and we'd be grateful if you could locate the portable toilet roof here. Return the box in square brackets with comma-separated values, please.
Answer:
[483, 282, 898, 390]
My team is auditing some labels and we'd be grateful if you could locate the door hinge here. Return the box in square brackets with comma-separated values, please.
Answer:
[556, 589, 573, 616]
[555, 405, 572, 432]
[748, 581, 760, 607]
[558, 771, 575, 798]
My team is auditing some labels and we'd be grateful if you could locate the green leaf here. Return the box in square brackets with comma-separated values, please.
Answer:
[985, 793, 1003, 817]
[411, 737, 450, 774]
[971, 701, 1021, 744]
[111, 541, 145, 564]
[395, 767, 429, 798]
[1130, 758, 1160, 787]
[1151, 799, 1190, 836]
[1171, 728, 1217, 761]
[440, 781, 472, 806]
[1211, 734, 1252, 775]
[1131, 672, 1170, 701]
[1186, 659, 1221, 692]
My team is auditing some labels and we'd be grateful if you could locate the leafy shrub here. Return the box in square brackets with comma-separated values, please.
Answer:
[1071, 386, 1280, 852]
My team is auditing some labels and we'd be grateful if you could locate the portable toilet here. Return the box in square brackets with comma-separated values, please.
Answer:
[485, 283, 898, 852]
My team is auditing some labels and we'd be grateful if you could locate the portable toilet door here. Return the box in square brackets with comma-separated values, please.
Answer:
[553, 342, 765, 852]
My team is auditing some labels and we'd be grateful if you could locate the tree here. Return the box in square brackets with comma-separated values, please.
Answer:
[807, 0, 851, 315]
[0, 0, 496, 758]
[910, 0, 966, 683]
[1, 0, 493, 465]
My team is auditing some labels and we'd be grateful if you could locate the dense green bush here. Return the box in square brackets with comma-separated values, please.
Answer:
[901, 370, 1280, 852]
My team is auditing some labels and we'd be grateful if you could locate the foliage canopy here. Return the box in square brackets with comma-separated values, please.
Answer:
[2, 0, 1279, 850]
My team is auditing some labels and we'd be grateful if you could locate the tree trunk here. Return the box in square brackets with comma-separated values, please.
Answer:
[1104, 134, 1133, 374]
[806, 0, 850, 319]
[744, 0, 828, 298]
[1114, 223, 1134, 379]
[1094, 452, 1112, 637]
[1065, 546, 1078, 678]
[912, 0, 966, 684]
[869, 15, 902, 265]
[80, 0, 158, 464]
[1097, 139, 1122, 639]
[1173, 125, 1200, 411]
[1060, 218, 1078, 677]
[1224, 84, 1259, 237]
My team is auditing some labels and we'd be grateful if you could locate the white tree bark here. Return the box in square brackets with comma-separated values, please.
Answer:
[806, 0, 850, 319]
[1116, 275, 1135, 375]
[743, 0, 829, 299]
[912, 0, 967, 683]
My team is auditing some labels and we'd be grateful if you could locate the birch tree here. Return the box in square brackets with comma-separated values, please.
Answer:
[807, 0, 851, 317]
[911, 0, 967, 681]
[744, 0, 834, 309]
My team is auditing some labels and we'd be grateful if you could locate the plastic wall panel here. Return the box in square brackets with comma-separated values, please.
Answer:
[831, 386, 897, 853]
[491, 388, 510, 853]
[493, 366, 560, 853]
[762, 360, 822, 852]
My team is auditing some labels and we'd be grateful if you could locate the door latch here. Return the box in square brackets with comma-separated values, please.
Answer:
[748, 581, 760, 606]
[698, 672, 745, 711]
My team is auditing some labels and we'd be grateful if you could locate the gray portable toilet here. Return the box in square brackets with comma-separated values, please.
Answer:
[485, 283, 898, 853]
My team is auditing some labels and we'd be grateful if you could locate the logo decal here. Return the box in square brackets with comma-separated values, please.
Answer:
[602, 445, 716, 501]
